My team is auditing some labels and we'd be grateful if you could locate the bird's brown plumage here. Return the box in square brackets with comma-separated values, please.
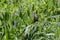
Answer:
[32, 11, 38, 22]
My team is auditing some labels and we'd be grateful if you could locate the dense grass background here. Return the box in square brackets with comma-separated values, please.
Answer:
[0, 0, 60, 40]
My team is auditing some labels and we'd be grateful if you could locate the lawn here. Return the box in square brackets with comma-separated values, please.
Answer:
[0, 0, 60, 40]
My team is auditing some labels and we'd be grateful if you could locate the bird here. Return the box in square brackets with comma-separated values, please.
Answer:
[32, 11, 38, 23]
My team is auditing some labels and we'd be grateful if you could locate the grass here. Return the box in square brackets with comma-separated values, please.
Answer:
[0, 0, 60, 40]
